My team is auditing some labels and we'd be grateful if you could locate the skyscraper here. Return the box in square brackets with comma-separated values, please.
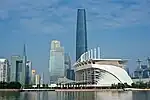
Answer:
[31, 69, 36, 84]
[10, 55, 23, 82]
[22, 44, 27, 85]
[35, 74, 40, 85]
[76, 9, 88, 61]
[49, 40, 65, 84]
[10, 44, 27, 85]
[0, 59, 9, 82]
[64, 53, 71, 76]
[26, 61, 32, 84]
[40, 73, 44, 85]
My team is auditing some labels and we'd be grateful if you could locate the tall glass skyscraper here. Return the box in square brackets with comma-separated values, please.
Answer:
[76, 9, 88, 61]
[10, 55, 23, 82]
[26, 61, 32, 84]
[49, 40, 65, 84]
[64, 53, 71, 70]
[22, 44, 27, 85]
[10, 44, 27, 85]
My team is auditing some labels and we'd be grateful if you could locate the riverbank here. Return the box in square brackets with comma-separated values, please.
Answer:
[1, 88, 150, 92]
[125, 88, 150, 91]
[55, 88, 150, 92]
[21, 89, 55, 91]
[55, 89, 125, 92]
[0, 89, 21, 92]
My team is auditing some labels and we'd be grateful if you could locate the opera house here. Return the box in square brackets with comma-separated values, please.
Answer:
[73, 47, 133, 87]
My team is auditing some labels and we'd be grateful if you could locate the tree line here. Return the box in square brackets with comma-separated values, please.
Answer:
[0, 81, 149, 89]
[111, 82, 150, 89]
[0, 81, 21, 89]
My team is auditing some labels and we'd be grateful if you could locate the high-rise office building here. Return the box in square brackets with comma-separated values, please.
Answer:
[35, 74, 40, 85]
[31, 69, 36, 84]
[0, 59, 9, 82]
[64, 53, 75, 80]
[10, 55, 23, 83]
[66, 69, 75, 80]
[49, 40, 65, 84]
[64, 53, 72, 76]
[22, 44, 27, 85]
[76, 9, 88, 61]
[26, 61, 32, 84]
[40, 73, 44, 85]
[10, 44, 27, 85]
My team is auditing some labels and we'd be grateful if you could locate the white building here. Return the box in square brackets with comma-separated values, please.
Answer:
[49, 40, 65, 84]
[0, 59, 9, 82]
[31, 70, 36, 84]
[35, 74, 40, 85]
[74, 47, 133, 87]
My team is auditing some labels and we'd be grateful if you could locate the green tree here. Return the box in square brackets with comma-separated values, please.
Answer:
[8, 82, 22, 89]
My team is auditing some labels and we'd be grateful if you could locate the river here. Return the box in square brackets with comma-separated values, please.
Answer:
[0, 91, 150, 100]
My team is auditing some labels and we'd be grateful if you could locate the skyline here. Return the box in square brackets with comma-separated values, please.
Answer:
[0, 0, 150, 80]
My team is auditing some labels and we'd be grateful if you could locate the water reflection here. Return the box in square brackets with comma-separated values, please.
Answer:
[0, 92, 20, 100]
[56, 91, 95, 100]
[0, 91, 150, 100]
[132, 91, 150, 100]
[56, 91, 133, 100]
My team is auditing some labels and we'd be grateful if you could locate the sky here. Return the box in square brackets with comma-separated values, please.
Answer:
[0, 0, 150, 82]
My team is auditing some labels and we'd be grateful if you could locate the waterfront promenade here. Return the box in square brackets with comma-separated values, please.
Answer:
[22, 88, 150, 92]
[22, 88, 55, 91]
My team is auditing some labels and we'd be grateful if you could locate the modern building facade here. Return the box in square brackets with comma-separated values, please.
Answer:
[0, 59, 9, 82]
[49, 40, 65, 84]
[26, 61, 32, 84]
[10, 56, 23, 83]
[35, 74, 40, 85]
[31, 70, 36, 84]
[76, 9, 88, 61]
[74, 47, 133, 87]
[64, 53, 72, 77]
[10, 44, 27, 85]
[22, 44, 27, 85]
[40, 73, 44, 85]
[66, 69, 75, 80]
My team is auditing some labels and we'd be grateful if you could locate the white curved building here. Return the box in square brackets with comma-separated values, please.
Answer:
[74, 48, 133, 87]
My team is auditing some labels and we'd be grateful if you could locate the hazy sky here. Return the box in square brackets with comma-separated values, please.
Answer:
[0, 0, 150, 81]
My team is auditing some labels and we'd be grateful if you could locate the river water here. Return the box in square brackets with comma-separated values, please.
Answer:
[0, 91, 150, 100]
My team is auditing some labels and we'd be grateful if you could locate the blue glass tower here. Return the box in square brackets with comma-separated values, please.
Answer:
[22, 44, 27, 85]
[76, 9, 87, 61]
